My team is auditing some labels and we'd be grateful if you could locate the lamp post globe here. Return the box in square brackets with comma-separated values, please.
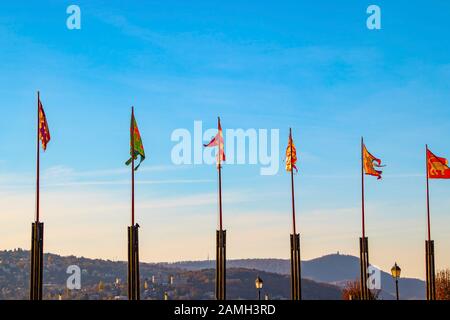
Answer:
[390, 262, 401, 300]
[255, 276, 263, 300]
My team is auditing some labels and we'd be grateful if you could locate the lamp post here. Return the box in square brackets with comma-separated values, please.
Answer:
[255, 276, 263, 301]
[391, 262, 401, 300]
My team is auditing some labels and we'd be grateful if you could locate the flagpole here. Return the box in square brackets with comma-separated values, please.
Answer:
[36, 91, 40, 223]
[128, 106, 140, 300]
[288, 128, 301, 300]
[425, 144, 436, 300]
[361, 137, 365, 239]
[290, 128, 297, 236]
[215, 116, 226, 300]
[131, 106, 135, 226]
[426, 144, 431, 242]
[360, 136, 369, 300]
[218, 117, 223, 231]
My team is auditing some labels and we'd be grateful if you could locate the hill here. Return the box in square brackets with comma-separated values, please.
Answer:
[165, 253, 426, 300]
[0, 249, 341, 300]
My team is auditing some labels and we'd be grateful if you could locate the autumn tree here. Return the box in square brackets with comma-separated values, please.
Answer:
[342, 280, 379, 300]
[436, 269, 450, 300]
[342, 280, 361, 300]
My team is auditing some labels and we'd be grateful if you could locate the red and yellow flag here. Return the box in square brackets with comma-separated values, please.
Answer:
[363, 144, 383, 179]
[285, 132, 298, 172]
[427, 148, 450, 179]
[204, 118, 225, 163]
[38, 98, 51, 151]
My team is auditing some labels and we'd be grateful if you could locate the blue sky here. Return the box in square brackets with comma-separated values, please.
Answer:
[1, 1, 450, 279]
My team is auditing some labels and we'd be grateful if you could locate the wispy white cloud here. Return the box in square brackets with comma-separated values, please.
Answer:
[95, 12, 167, 48]
[42, 164, 180, 179]
[44, 179, 213, 188]
[301, 173, 423, 179]
[0, 164, 198, 189]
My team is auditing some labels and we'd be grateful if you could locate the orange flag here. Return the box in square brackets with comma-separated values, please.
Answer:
[285, 131, 298, 172]
[363, 144, 383, 179]
[427, 148, 450, 179]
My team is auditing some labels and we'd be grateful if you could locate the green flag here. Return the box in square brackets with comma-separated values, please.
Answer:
[125, 111, 145, 170]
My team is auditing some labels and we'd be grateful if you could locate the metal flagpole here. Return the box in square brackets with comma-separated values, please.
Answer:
[289, 128, 301, 300]
[426, 145, 431, 243]
[128, 106, 140, 300]
[132, 107, 135, 227]
[216, 117, 226, 300]
[359, 137, 370, 300]
[218, 117, 223, 232]
[36, 91, 40, 223]
[290, 129, 296, 236]
[361, 137, 365, 240]
[31, 91, 43, 300]
[425, 144, 436, 300]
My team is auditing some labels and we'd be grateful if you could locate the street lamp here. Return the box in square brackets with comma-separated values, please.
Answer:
[390, 262, 401, 300]
[255, 276, 263, 301]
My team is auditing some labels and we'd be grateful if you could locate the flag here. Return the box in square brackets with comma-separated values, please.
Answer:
[38, 99, 51, 151]
[285, 132, 298, 172]
[363, 144, 383, 179]
[204, 118, 225, 163]
[427, 148, 450, 179]
[125, 111, 145, 171]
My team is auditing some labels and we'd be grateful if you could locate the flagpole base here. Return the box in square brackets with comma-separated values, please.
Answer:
[359, 237, 370, 300]
[290, 233, 302, 300]
[425, 240, 436, 300]
[30, 222, 44, 300]
[216, 229, 226, 300]
[128, 224, 140, 300]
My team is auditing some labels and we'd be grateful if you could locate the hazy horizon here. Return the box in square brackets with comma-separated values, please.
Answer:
[3, 246, 426, 282]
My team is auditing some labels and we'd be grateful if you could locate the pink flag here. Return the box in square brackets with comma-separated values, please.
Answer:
[204, 118, 225, 163]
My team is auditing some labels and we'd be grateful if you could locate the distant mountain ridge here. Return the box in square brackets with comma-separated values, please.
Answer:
[0, 250, 425, 300]
[0, 249, 341, 300]
[163, 253, 426, 300]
